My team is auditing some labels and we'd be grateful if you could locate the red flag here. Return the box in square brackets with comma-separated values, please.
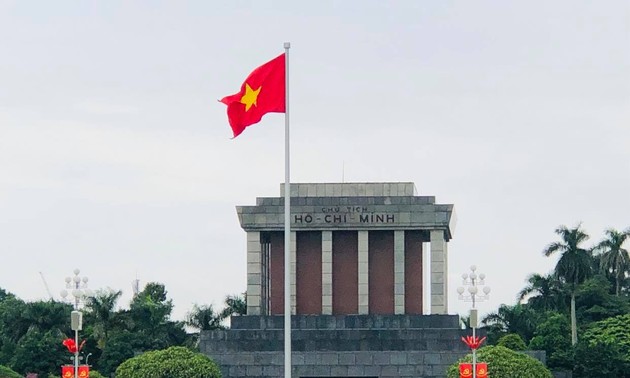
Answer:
[62, 338, 77, 353]
[459, 363, 488, 378]
[477, 363, 488, 377]
[62, 366, 74, 378]
[78, 365, 90, 377]
[459, 363, 473, 378]
[220, 53, 285, 138]
[61, 365, 90, 378]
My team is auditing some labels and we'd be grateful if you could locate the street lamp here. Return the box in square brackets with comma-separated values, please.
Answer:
[457, 265, 491, 378]
[60, 269, 92, 378]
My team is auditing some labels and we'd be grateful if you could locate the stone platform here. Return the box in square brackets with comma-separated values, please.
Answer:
[200, 314, 478, 378]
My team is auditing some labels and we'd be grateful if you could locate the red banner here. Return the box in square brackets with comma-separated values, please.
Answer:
[61, 365, 90, 378]
[79, 365, 90, 378]
[460, 363, 488, 378]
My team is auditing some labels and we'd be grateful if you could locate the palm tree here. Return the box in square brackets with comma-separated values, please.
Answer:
[85, 289, 123, 349]
[518, 273, 567, 312]
[595, 228, 630, 296]
[543, 224, 592, 345]
[185, 304, 225, 331]
[481, 303, 538, 343]
[220, 294, 247, 319]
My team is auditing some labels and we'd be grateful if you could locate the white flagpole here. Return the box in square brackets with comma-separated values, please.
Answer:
[283, 41, 292, 378]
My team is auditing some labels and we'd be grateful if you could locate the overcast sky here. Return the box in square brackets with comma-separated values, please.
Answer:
[0, 1, 628, 321]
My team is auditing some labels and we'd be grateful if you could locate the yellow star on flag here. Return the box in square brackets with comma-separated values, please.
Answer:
[239, 83, 261, 111]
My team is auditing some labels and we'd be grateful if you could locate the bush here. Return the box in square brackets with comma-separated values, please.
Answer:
[115, 346, 221, 378]
[88, 371, 107, 378]
[497, 333, 527, 351]
[0, 364, 21, 378]
[446, 345, 553, 378]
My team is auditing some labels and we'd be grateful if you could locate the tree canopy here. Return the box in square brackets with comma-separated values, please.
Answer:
[0, 282, 243, 376]
[480, 224, 630, 377]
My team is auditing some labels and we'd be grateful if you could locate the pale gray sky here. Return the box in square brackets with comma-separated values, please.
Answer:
[0, 1, 628, 320]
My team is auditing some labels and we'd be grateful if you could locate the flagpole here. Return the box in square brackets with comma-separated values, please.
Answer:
[283, 41, 292, 378]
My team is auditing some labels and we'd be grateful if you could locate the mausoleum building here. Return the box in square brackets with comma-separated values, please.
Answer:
[200, 182, 471, 378]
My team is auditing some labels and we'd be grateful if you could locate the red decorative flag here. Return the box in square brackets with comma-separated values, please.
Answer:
[220, 53, 285, 138]
[459, 363, 488, 378]
[476, 363, 488, 377]
[62, 338, 77, 353]
[78, 365, 90, 377]
[459, 363, 473, 378]
[62, 365, 74, 378]
[61, 365, 90, 378]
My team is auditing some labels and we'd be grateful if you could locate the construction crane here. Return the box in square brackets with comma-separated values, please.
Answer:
[39, 272, 54, 300]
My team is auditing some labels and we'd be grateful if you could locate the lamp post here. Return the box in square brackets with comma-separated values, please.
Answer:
[457, 265, 491, 378]
[60, 269, 91, 378]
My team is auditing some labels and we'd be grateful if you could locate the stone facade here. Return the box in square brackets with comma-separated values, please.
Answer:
[202, 182, 468, 377]
[237, 183, 456, 316]
[200, 315, 477, 378]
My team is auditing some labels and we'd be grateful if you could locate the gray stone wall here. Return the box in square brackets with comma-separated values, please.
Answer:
[199, 315, 482, 378]
[209, 350, 467, 378]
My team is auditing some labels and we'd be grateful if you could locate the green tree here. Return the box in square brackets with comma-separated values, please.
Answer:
[543, 224, 593, 345]
[518, 273, 567, 312]
[220, 294, 246, 319]
[22, 300, 72, 335]
[96, 331, 136, 376]
[581, 314, 630, 365]
[575, 274, 629, 323]
[85, 289, 123, 350]
[0, 298, 28, 365]
[573, 339, 627, 378]
[186, 304, 225, 332]
[0, 364, 21, 378]
[528, 312, 573, 370]
[115, 346, 221, 378]
[595, 228, 630, 296]
[0, 299, 72, 372]
[0, 289, 15, 303]
[10, 329, 68, 377]
[497, 333, 527, 351]
[446, 345, 552, 378]
[129, 282, 188, 350]
[481, 304, 538, 344]
[0, 298, 31, 345]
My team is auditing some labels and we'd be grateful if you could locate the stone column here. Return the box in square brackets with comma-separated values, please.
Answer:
[246, 231, 262, 315]
[394, 230, 405, 314]
[290, 231, 297, 315]
[322, 231, 333, 314]
[358, 230, 369, 314]
[430, 229, 448, 314]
